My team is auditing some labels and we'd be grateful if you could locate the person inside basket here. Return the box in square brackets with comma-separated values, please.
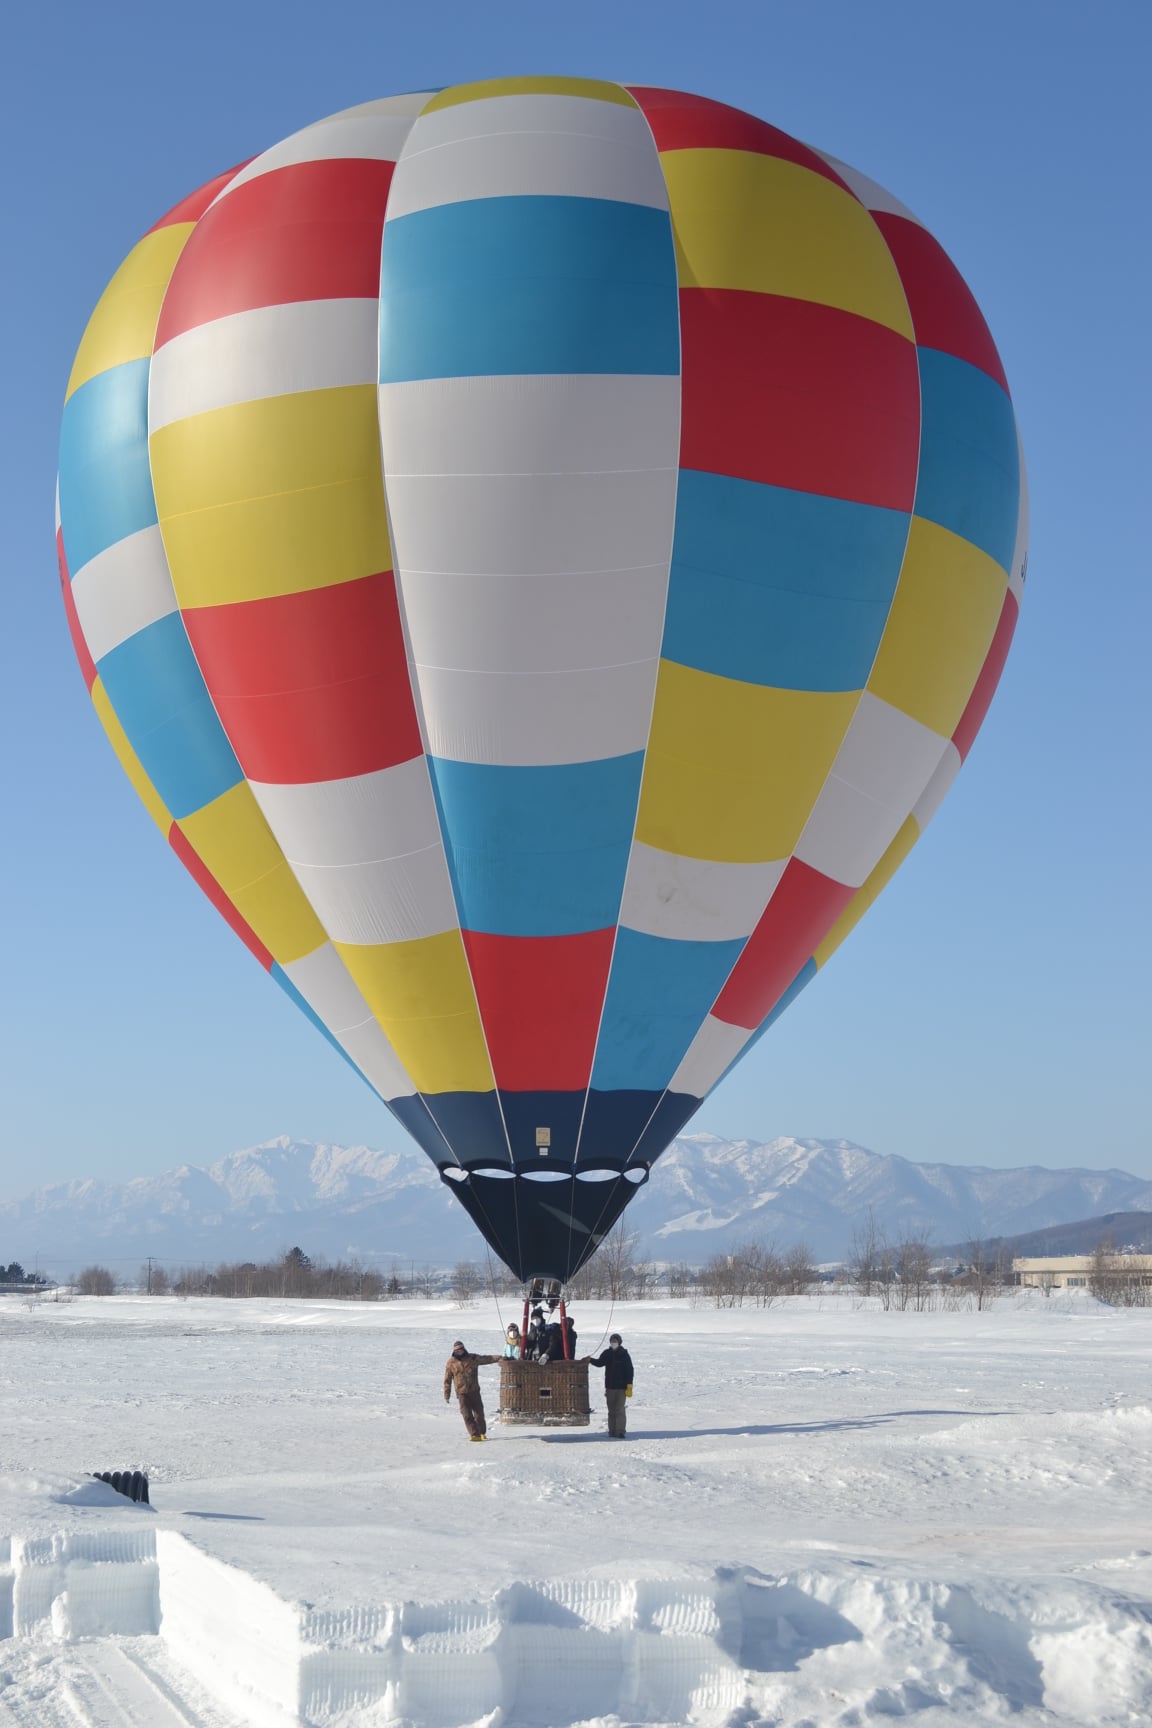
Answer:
[502, 1323, 522, 1359]
[526, 1306, 549, 1359]
[584, 1333, 635, 1437]
[539, 1311, 577, 1362]
[443, 1340, 500, 1441]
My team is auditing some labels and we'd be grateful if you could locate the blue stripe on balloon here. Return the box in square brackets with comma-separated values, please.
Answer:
[379, 196, 679, 382]
[499, 1090, 586, 1164]
[389, 1093, 465, 1166]
[579, 1087, 679, 1167]
[662, 471, 910, 691]
[58, 360, 157, 576]
[627, 1088, 702, 1166]
[429, 754, 644, 937]
[96, 613, 243, 820]
[419, 1088, 511, 1165]
[590, 927, 747, 1093]
[914, 349, 1019, 573]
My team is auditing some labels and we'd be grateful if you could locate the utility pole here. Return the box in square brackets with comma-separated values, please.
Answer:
[146, 1256, 153, 1295]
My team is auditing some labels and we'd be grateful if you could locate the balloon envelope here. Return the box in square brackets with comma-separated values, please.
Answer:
[57, 80, 1026, 1280]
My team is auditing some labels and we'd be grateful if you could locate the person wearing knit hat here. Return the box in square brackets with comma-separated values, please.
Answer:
[443, 1340, 501, 1440]
[584, 1333, 635, 1437]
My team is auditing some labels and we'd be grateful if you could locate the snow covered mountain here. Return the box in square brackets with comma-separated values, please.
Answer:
[5, 1133, 1152, 1276]
[646, 1134, 1152, 1259]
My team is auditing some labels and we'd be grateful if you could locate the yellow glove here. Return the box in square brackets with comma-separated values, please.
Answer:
[626, 1384, 633, 1398]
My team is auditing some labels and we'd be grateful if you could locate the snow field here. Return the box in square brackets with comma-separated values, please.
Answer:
[0, 1293, 1150, 1725]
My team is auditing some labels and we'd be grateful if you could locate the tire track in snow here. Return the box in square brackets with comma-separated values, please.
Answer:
[0, 1640, 247, 1728]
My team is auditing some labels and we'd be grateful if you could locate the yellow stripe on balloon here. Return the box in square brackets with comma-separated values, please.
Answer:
[867, 517, 1007, 737]
[661, 149, 915, 340]
[66, 224, 195, 400]
[422, 76, 635, 111]
[333, 932, 496, 1094]
[636, 661, 858, 864]
[150, 385, 392, 608]
[90, 678, 172, 834]
[176, 783, 328, 965]
[813, 815, 920, 968]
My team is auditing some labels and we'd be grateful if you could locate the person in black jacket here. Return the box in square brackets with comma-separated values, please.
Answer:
[526, 1307, 549, 1360]
[540, 1313, 577, 1362]
[584, 1333, 634, 1437]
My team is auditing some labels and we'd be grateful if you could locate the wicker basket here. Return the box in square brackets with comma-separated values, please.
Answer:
[498, 1358, 591, 1427]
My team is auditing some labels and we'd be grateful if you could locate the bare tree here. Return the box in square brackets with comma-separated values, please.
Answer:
[699, 1248, 748, 1307]
[568, 1221, 640, 1301]
[874, 1237, 898, 1311]
[1088, 1236, 1151, 1307]
[76, 1265, 116, 1296]
[781, 1243, 816, 1297]
[700, 1240, 795, 1308]
[450, 1261, 482, 1306]
[961, 1235, 1004, 1311]
[565, 1255, 596, 1300]
[602, 1222, 640, 1300]
[667, 1262, 696, 1299]
[896, 1231, 934, 1312]
[849, 1210, 883, 1298]
[1089, 1236, 1116, 1303]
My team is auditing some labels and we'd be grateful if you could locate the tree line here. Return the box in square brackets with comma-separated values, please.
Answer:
[844, 1212, 1016, 1311]
[1088, 1237, 1152, 1306]
[71, 1247, 390, 1300]
[34, 1212, 1125, 1309]
[0, 1262, 50, 1287]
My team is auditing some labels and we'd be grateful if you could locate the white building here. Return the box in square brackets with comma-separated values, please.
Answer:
[1014, 1255, 1152, 1290]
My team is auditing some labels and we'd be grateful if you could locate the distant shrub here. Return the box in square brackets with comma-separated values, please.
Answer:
[694, 1239, 817, 1308]
[76, 1265, 116, 1296]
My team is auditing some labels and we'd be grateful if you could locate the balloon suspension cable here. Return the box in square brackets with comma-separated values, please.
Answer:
[484, 1245, 506, 1338]
[591, 1290, 617, 1359]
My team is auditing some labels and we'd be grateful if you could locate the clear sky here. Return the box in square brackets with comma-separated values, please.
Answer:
[2, 0, 1149, 1199]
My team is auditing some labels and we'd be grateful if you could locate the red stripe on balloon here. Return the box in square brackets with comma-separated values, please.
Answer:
[154, 159, 395, 346]
[168, 822, 274, 970]
[626, 87, 853, 193]
[461, 929, 616, 1093]
[182, 572, 423, 785]
[57, 528, 97, 692]
[872, 213, 1009, 393]
[952, 586, 1020, 761]
[146, 163, 253, 234]
[678, 288, 920, 512]
[712, 859, 855, 1030]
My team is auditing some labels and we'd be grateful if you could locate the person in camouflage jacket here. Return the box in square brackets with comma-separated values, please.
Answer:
[443, 1340, 500, 1440]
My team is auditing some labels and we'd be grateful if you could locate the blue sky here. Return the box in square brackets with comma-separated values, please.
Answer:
[2, 0, 1149, 1198]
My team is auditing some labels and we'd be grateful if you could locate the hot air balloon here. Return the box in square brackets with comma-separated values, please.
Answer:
[57, 78, 1026, 1288]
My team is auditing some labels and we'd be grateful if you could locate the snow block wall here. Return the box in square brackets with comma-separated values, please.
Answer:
[10, 1527, 158, 1640]
[2, 1521, 1152, 1725]
[157, 1531, 301, 1728]
[297, 1578, 759, 1725]
[0, 1537, 13, 1641]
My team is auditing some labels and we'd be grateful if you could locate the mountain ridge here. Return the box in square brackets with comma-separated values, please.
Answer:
[5, 1134, 1152, 1273]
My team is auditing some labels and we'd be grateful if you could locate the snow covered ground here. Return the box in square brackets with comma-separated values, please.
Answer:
[0, 1290, 1150, 1726]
